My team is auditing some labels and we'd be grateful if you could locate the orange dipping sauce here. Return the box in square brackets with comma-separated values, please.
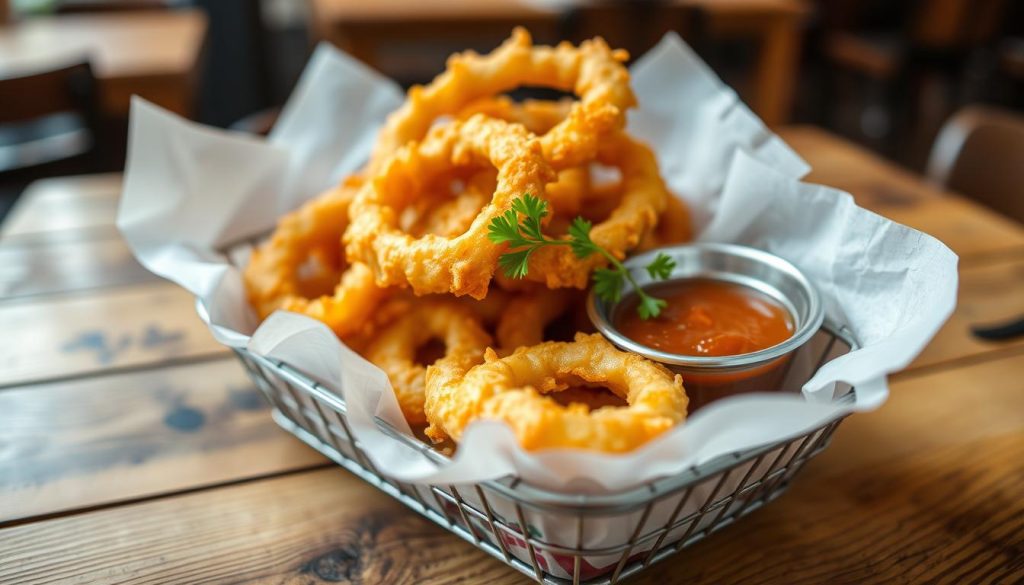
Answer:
[615, 280, 795, 357]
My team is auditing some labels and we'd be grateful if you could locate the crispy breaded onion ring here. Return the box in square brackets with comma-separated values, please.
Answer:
[424, 333, 687, 452]
[458, 96, 590, 218]
[457, 96, 574, 137]
[243, 177, 389, 338]
[244, 178, 359, 320]
[522, 132, 670, 289]
[364, 299, 491, 425]
[369, 28, 634, 173]
[345, 115, 555, 299]
[245, 170, 498, 337]
[637, 194, 693, 251]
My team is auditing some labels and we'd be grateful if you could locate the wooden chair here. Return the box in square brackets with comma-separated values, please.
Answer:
[926, 105, 1024, 223]
[0, 62, 101, 220]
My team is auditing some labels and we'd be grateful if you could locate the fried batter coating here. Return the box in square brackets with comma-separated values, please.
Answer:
[424, 333, 687, 452]
[369, 28, 633, 173]
[364, 299, 492, 425]
[345, 115, 555, 299]
[521, 132, 671, 289]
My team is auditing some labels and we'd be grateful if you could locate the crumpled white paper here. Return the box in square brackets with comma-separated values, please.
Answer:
[118, 35, 958, 492]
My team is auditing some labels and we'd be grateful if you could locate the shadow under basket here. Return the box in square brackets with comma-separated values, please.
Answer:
[233, 322, 857, 584]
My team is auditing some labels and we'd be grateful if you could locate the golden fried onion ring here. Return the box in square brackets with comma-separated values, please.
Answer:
[369, 28, 634, 173]
[457, 96, 590, 218]
[523, 132, 670, 289]
[346, 114, 555, 299]
[424, 333, 687, 451]
[243, 177, 390, 338]
[364, 299, 491, 425]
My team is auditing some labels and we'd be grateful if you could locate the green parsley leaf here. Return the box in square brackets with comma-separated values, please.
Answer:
[566, 217, 596, 259]
[637, 295, 668, 320]
[487, 208, 522, 245]
[592, 267, 625, 303]
[488, 193, 676, 319]
[497, 248, 533, 279]
[645, 252, 676, 280]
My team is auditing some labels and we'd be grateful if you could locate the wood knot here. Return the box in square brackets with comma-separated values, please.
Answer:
[303, 547, 362, 583]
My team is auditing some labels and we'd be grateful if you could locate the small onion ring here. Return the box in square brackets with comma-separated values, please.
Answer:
[424, 333, 687, 451]
[345, 115, 555, 299]
[243, 176, 389, 338]
[368, 28, 634, 173]
[364, 299, 492, 425]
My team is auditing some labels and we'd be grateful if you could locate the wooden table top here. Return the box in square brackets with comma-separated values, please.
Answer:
[0, 10, 207, 115]
[1, 126, 1022, 583]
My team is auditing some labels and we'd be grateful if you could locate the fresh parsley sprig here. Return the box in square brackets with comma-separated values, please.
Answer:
[487, 193, 675, 319]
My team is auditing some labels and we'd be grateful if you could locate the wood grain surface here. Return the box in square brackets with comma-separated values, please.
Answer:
[910, 254, 1024, 371]
[0, 232, 157, 299]
[0, 173, 121, 241]
[0, 357, 325, 524]
[0, 468, 525, 585]
[0, 282, 227, 387]
[634, 352, 1024, 584]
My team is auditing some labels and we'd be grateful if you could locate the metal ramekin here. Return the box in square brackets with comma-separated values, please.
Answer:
[588, 243, 824, 408]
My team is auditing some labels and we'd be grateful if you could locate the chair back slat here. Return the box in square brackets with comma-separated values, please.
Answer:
[0, 62, 98, 126]
[927, 106, 1024, 224]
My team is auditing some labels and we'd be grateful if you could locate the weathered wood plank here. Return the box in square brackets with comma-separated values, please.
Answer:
[0, 282, 228, 387]
[1, 173, 122, 240]
[632, 351, 1024, 584]
[0, 357, 326, 524]
[910, 254, 1024, 370]
[782, 126, 1024, 260]
[1, 353, 1020, 584]
[0, 468, 525, 585]
[0, 232, 157, 299]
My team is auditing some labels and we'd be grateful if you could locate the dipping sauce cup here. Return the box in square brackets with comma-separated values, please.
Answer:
[588, 243, 825, 412]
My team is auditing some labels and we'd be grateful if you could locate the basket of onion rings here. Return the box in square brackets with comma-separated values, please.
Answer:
[118, 29, 959, 585]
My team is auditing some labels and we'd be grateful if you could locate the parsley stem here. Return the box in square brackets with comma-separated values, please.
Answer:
[531, 237, 663, 311]
[589, 246, 661, 308]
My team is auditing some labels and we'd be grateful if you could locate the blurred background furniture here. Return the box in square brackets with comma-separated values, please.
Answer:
[0, 9, 207, 118]
[927, 105, 1024, 224]
[0, 61, 99, 217]
[816, 0, 1016, 167]
[307, 0, 810, 127]
[54, 0, 184, 12]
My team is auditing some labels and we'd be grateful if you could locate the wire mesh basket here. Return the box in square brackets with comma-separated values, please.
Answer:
[233, 322, 856, 584]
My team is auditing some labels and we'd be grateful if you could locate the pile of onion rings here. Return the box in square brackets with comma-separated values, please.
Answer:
[243, 29, 695, 453]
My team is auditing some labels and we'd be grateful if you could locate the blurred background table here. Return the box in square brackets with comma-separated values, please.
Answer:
[0, 126, 1021, 583]
[0, 9, 207, 117]
[309, 0, 809, 127]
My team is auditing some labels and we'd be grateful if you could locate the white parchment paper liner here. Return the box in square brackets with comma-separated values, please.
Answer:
[118, 36, 958, 493]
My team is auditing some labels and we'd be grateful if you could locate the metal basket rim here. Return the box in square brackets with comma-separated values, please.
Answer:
[238, 319, 858, 510]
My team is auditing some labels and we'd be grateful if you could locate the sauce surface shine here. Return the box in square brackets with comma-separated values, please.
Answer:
[616, 280, 794, 357]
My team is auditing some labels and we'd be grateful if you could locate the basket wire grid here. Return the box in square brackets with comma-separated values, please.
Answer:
[232, 323, 856, 584]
